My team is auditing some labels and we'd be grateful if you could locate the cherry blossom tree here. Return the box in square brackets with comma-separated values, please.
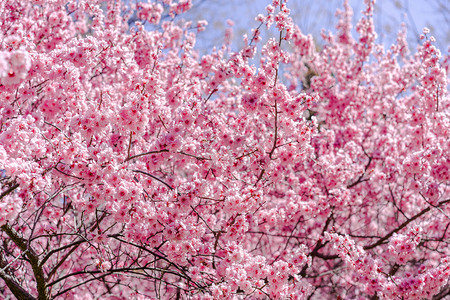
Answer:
[0, 0, 448, 299]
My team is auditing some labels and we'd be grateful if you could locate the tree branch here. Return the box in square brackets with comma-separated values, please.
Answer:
[1, 224, 48, 300]
[0, 252, 35, 300]
[364, 199, 450, 250]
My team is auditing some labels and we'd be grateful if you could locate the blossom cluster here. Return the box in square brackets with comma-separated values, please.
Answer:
[0, 50, 31, 85]
[0, 0, 448, 299]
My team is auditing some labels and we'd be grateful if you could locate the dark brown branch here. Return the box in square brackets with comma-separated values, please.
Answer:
[42, 240, 84, 278]
[131, 169, 174, 190]
[107, 235, 203, 289]
[204, 88, 217, 103]
[0, 253, 35, 300]
[235, 149, 259, 160]
[301, 213, 337, 277]
[347, 156, 372, 188]
[254, 169, 265, 186]
[433, 283, 450, 300]
[54, 165, 84, 180]
[267, 100, 279, 160]
[125, 149, 210, 163]
[0, 183, 20, 200]
[44, 212, 107, 281]
[124, 149, 169, 162]
[178, 151, 210, 161]
[1, 224, 48, 300]
[48, 265, 185, 289]
[364, 199, 450, 250]
[43, 121, 71, 140]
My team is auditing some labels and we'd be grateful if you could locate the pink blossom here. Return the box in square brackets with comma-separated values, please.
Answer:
[0, 0, 448, 299]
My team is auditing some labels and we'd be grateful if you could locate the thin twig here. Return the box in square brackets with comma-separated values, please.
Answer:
[130, 169, 174, 190]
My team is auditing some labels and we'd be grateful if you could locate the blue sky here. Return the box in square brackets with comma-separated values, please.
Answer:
[186, 0, 448, 53]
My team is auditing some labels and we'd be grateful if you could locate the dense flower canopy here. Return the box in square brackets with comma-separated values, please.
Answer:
[0, 0, 448, 299]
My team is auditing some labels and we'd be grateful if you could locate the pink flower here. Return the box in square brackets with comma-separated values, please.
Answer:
[241, 93, 259, 111]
